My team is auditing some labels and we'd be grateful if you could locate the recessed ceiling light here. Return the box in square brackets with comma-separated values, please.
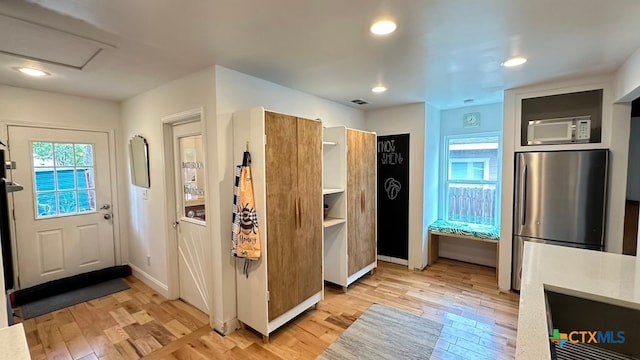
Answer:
[372, 86, 387, 93]
[501, 57, 527, 67]
[15, 67, 49, 77]
[370, 20, 397, 35]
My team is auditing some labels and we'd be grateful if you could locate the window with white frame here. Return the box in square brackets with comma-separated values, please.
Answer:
[442, 135, 500, 226]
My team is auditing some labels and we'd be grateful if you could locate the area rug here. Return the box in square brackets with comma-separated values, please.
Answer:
[20, 278, 130, 319]
[318, 303, 443, 360]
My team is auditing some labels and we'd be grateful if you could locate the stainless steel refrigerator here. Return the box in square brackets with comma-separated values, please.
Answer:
[512, 149, 608, 290]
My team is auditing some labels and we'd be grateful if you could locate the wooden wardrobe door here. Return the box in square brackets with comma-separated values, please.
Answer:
[265, 112, 299, 321]
[296, 118, 323, 302]
[361, 132, 377, 267]
[347, 130, 363, 276]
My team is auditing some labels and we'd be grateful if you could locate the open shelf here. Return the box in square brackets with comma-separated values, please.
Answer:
[323, 188, 344, 195]
[323, 141, 337, 146]
[323, 217, 346, 228]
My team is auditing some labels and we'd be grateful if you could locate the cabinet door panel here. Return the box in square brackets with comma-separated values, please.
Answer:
[347, 130, 363, 276]
[265, 112, 298, 321]
[361, 132, 377, 267]
[296, 118, 323, 301]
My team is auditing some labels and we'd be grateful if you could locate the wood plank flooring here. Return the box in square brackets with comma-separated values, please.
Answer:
[20, 259, 519, 360]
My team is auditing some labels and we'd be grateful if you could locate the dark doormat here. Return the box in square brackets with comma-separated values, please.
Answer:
[20, 278, 130, 319]
[10, 265, 131, 307]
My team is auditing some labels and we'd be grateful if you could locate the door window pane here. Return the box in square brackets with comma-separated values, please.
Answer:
[36, 193, 57, 217]
[78, 190, 96, 212]
[34, 168, 55, 191]
[58, 191, 78, 214]
[32, 142, 96, 218]
[56, 168, 76, 190]
[54, 143, 75, 166]
[74, 144, 94, 166]
[76, 168, 94, 189]
[179, 135, 206, 222]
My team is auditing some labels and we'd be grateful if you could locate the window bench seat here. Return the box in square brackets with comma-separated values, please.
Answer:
[427, 220, 500, 283]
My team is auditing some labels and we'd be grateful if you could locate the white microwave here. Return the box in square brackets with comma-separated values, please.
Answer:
[527, 116, 591, 145]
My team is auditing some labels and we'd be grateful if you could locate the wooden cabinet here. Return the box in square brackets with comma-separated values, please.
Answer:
[323, 126, 376, 291]
[233, 108, 323, 340]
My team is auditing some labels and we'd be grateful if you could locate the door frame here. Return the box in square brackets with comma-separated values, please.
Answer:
[2, 121, 122, 289]
[160, 108, 211, 305]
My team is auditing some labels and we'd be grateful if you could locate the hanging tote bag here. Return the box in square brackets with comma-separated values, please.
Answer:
[232, 151, 262, 266]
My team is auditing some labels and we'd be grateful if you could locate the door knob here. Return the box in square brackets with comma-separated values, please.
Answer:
[103, 213, 112, 220]
[172, 221, 180, 228]
[100, 204, 111, 210]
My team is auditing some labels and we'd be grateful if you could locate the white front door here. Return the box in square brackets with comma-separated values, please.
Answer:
[172, 121, 209, 314]
[8, 126, 115, 289]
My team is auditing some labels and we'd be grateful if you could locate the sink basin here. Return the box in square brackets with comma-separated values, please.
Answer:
[545, 286, 640, 359]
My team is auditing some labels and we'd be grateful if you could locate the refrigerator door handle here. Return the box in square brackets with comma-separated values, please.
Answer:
[520, 164, 527, 226]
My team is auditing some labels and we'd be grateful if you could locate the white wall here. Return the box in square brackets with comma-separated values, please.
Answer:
[365, 103, 427, 270]
[120, 67, 218, 315]
[437, 103, 503, 267]
[0, 85, 123, 327]
[615, 47, 640, 102]
[627, 118, 640, 201]
[424, 105, 441, 266]
[214, 65, 365, 332]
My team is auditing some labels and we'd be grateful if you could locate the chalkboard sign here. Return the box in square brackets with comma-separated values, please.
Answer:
[377, 134, 410, 260]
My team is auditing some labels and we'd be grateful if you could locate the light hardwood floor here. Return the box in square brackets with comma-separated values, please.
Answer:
[20, 259, 519, 360]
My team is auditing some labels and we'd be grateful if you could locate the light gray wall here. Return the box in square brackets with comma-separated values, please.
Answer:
[440, 103, 503, 136]
[437, 102, 503, 267]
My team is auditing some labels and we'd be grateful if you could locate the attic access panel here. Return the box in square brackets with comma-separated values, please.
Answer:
[0, 14, 113, 69]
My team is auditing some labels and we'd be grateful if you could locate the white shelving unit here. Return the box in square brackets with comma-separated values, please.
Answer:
[322, 126, 348, 291]
[323, 218, 346, 228]
[322, 126, 377, 292]
[322, 188, 344, 195]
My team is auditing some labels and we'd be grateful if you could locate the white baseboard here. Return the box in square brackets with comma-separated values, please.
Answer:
[129, 263, 169, 298]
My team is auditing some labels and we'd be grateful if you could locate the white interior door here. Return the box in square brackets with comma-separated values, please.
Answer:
[8, 126, 115, 289]
[172, 121, 209, 314]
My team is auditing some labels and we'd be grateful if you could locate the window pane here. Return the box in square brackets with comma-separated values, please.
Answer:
[180, 135, 206, 221]
[58, 191, 78, 215]
[78, 190, 96, 212]
[33, 142, 54, 166]
[471, 162, 485, 180]
[76, 168, 95, 189]
[56, 168, 76, 190]
[450, 163, 467, 180]
[34, 168, 55, 191]
[448, 136, 499, 181]
[36, 193, 57, 217]
[447, 183, 497, 226]
[74, 144, 94, 166]
[54, 143, 75, 166]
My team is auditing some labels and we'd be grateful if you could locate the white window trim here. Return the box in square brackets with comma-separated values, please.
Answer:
[439, 132, 502, 226]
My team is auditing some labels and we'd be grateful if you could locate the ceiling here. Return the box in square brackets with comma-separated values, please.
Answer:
[1, 0, 640, 110]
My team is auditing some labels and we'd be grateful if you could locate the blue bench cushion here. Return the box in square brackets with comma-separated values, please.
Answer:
[428, 220, 500, 241]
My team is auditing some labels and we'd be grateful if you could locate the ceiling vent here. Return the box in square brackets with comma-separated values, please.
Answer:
[350, 99, 369, 105]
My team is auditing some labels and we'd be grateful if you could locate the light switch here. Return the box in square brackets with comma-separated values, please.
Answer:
[142, 190, 148, 200]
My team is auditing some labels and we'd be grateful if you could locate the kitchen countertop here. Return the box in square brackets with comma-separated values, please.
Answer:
[516, 241, 640, 359]
[0, 323, 30, 360]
